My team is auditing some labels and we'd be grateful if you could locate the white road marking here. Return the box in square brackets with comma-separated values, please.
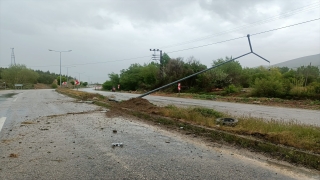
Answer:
[13, 93, 22, 102]
[0, 117, 6, 132]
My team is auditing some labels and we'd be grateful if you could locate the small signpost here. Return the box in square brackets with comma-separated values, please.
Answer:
[75, 80, 80, 90]
[75, 80, 80, 86]
[14, 84, 23, 89]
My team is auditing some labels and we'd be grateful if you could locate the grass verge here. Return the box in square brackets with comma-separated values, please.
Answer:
[158, 105, 320, 154]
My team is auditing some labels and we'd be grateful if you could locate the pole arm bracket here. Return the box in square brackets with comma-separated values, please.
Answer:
[247, 34, 270, 63]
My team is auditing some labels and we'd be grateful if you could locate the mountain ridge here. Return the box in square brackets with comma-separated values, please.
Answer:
[271, 53, 320, 68]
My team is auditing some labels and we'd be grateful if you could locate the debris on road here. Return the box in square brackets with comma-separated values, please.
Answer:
[112, 143, 123, 147]
[112, 130, 117, 133]
[9, 153, 18, 158]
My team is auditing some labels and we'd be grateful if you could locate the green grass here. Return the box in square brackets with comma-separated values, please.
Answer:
[160, 106, 223, 127]
[234, 118, 320, 153]
[158, 105, 320, 154]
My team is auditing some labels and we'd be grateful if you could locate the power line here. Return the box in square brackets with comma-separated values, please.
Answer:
[24, 17, 320, 68]
[251, 18, 320, 36]
[166, 36, 247, 53]
[29, 55, 152, 68]
[166, 18, 320, 54]
[159, 2, 320, 49]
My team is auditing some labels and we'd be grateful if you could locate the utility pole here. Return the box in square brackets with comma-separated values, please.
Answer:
[11, 48, 16, 66]
[150, 49, 163, 79]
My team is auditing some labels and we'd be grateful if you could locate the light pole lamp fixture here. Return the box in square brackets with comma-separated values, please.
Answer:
[49, 49, 72, 86]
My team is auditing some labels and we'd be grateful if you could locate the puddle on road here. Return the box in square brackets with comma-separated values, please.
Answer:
[0, 93, 18, 101]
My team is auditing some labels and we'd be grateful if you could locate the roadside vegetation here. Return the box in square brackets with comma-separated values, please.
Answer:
[0, 65, 89, 89]
[102, 54, 320, 101]
[159, 105, 320, 154]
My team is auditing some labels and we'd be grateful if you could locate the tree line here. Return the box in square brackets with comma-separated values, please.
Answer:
[0, 65, 87, 88]
[103, 53, 320, 99]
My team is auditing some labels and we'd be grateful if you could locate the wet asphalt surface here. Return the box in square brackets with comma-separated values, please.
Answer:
[0, 89, 319, 179]
[80, 88, 320, 126]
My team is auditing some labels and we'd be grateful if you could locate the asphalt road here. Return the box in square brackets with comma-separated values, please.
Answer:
[80, 88, 320, 126]
[0, 89, 319, 179]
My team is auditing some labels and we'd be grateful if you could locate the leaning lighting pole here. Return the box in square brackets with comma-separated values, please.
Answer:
[49, 49, 72, 87]
[139, 34, 269, 98]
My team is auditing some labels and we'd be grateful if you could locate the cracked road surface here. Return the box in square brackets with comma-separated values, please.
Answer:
[80, 88, 320, 126]
[0, 89, 319, 179]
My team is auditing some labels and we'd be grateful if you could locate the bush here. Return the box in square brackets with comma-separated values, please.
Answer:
[51, 83, 58, 89]
[223, 84, 239, 94]
[102, 81, 113, 90]
[308, 82, 320, 94]
[252, 78, 284, 98]
[289, 87, 309, 97]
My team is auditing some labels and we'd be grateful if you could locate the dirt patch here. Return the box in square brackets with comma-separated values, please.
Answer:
[9, 153, 18, 158]
[114, 98, 160, 114]
[21, 121, 36, 125]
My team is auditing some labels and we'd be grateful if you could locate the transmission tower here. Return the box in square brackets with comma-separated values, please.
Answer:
[11, 48, 16, 65]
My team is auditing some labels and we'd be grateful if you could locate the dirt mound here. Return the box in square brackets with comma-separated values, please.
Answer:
[115, 98, 160, 114]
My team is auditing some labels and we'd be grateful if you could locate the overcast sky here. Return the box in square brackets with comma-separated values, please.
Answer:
[1, 0, 319, 83]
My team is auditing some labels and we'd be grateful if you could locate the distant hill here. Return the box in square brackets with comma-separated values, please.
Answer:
[272, 54, 320, 69]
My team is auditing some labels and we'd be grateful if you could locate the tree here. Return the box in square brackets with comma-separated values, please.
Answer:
[56, 76, 67, 86]
[252, 68, 284, 97]
[1, 64, 39, 88]
[212, 56, 242, 87]
[183, 56, 207, 88]
[162, 53, 171, 66]
[119, 64, 144, 90]
[296, 65, 319, 86]
[36, 70, 59, 84]
[82, 82, 88, 87]
[278, 67, 289, 74]
[139, 63, 159, 89]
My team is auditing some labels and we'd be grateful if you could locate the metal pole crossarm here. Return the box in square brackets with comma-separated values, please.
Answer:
[138, 34, 270, 98]
[49, 49, 72, 52]
[247, 35, 270, 63]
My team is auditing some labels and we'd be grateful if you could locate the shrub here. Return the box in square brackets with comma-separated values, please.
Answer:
[51, 83, 58, 89]
[289, 87, 309, 97]
[102, 81, 113, 90]
[308, 82, 320, 94]
[252, 78, 284, 98]
[223, 84, 239, 94]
